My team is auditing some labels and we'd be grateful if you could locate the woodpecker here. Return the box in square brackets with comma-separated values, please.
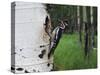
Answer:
[48, 20, 68, 59]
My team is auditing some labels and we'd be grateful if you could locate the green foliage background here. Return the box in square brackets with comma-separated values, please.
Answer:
[46, 4, 97, 70]
[54, 34, 97, 70]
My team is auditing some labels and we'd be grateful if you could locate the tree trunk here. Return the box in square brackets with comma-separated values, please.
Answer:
[77, 6, 82, 42]
[80, 6, 83, 43]
[11, 2, 53, 73]
[90, 7, 94, 49]
[83, 6, 89, 57]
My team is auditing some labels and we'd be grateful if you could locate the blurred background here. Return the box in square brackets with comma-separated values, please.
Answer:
[46, 4, 97, 70]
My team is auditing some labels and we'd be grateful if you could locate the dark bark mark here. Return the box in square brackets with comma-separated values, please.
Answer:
[47, 63, 50, 67]
[50, 69, 54, 71]
[16, 68, 23, 71]
[37, 70, 40, 72]
[38, 49, 46, 59]
[33, 69, 36, 72]
[38, 54, 43, 58]
[11, 52, 16, 55]
[41, 49, 46, 54]
[11, 67, 15, 70]
[20, 48, 23, 51]
[24, 70, 29, 73]
[40, 45, 45, 48]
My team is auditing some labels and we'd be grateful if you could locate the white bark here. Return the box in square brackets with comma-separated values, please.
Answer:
[77, 6, 80, 31]
[82, 6, 87, 31]
[11, 2, 53, 73]
[83, 6, 87, 23]
[90, 7, 93, 24]
[90, 7, 94, 49]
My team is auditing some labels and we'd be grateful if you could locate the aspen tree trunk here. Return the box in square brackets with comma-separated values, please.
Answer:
[87, 7, 94, 53]
[90, 7, 94, 49]
[93, 7, 97, 48]
[83, 7, 87, 29]
[11, 2, 53, 74]
[77, 6, 81, 42]
[83, 6, 89, 57]
[77, 6, 80, 31]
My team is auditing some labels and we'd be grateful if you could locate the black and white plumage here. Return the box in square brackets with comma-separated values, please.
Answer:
[48, 20, 68, 58]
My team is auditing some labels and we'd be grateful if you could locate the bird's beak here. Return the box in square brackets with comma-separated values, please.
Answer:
[64, 22, 68, 26]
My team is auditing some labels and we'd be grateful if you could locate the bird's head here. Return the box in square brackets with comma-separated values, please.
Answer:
[58, 19, 68, 29]
[63, 19, 68, 27]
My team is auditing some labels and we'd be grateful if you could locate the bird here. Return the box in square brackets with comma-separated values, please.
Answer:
[48, 19, 68, 59]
